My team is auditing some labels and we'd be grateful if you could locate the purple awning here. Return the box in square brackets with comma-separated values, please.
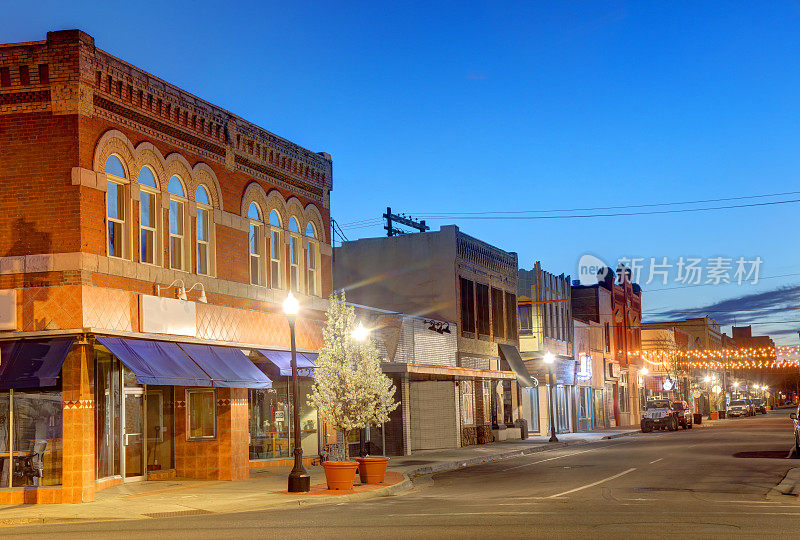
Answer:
[179, 343, 271, 389]
[257, 349, 316, 377]
[0, 337, 75, 389]
[97, 336, 212, 387]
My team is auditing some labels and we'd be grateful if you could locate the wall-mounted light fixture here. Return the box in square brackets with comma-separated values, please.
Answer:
[155, 279, 187, 301]
[187, 282, 208, 303]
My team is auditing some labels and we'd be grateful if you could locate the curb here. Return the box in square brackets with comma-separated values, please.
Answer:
[768, 468, 800, 499]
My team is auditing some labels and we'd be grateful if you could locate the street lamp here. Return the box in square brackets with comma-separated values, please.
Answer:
[351, 321, 371, 456]
[352, 322, 369, 342]
[544, 352, 558, 443]
[283, 292, 310, 493]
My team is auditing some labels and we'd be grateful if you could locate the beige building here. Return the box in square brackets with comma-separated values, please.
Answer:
[334, 225, 525, 448]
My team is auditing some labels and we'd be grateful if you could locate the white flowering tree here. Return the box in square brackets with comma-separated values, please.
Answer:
[309, 292, 399, 460]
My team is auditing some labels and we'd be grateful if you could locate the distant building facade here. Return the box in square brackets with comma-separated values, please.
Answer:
[334, 225, 524, 449]
[518, 262, 574, 435]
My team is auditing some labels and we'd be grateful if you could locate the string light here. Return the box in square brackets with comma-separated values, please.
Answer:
[612, 345, 800, 370]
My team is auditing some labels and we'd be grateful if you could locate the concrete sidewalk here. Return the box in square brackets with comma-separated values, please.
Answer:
[0, 426, 640, 527]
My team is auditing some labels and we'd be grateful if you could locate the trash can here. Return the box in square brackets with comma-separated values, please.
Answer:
[693, 413, 703, 425]
[718, 411, 726, 419]
[515, 418, 529, 440]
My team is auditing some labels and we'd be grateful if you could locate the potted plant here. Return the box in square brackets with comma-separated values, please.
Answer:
[309, 292, 399, 489]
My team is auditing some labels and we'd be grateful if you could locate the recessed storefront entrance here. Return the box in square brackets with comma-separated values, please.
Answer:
[96, 352, 176, 483]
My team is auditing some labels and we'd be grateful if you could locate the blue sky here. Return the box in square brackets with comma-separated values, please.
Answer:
[4, 1, 799, 343]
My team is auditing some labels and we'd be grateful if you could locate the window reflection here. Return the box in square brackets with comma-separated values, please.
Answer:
[248, 380, 318, 460]
[10, 391, 62, 487]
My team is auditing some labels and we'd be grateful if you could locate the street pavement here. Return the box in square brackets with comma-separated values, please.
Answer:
[2, 409, 799, 538]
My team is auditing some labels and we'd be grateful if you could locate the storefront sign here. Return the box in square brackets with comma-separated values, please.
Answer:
[140, 294, 197, 337]
[0, 289, 15, 331]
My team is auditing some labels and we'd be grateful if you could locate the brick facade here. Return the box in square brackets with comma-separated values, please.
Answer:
[0, 30, 333, 503]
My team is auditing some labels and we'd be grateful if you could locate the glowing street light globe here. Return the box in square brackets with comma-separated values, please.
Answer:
[543, 352, 555, 365]
[282, 292, 299, 317]
[733, 381, 740, 388]
[640, 367, 649, 375]
[704, 375, 712, 383]
[351, 322, 370, 342]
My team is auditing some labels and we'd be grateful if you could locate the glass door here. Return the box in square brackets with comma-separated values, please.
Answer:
[123, 389, 145, 481]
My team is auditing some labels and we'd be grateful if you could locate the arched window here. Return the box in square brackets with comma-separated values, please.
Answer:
[269, 210, 282, 289]
[196, 185, 213, 275]
[248, 202, 263, 285]
[168, 175, 185, 197]
[269, 210, 281, 227]
[104, 155, 126, 178]
[168, 175, 187, 270]
[138, 166, 157, 188]
[139, 166, 159, 264]
[105, 155, 127, 258]
[287, 217, 301, 292]
[305, 222, 318, 296]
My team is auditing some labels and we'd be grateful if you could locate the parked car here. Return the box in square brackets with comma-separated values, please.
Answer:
[790, 406, 800, 457]
[671, 400, 694, 429]
[641, 399, 680, 432]
[752, 398, 767, 414]
[727, 399, 753, 417]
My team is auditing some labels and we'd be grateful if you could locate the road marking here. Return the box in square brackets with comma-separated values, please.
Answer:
[649, 458, 663, 464]
[546, 468, 637, 499]
[499, 440, 634, 472]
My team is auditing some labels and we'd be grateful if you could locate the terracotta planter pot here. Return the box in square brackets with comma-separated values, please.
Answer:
[321, 461, 359, 490]
[356, 456, 390, 484]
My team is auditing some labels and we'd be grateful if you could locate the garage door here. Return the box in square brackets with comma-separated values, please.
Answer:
[410, 381, 458, 451]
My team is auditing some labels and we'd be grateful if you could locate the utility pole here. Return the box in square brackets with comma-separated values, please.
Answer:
[383, 207, 430, 237]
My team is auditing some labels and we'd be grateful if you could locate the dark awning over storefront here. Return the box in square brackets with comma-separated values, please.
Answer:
[180, 344, 271, 389]
[97, 336, 212, 387]
[498, 344, 538, 388]
[257, 349, 316, 377]
[0, 337, 75, 389]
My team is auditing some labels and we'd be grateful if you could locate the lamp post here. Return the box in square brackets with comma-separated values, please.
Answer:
[283, 292, 310, 493]
[544, 352, 558, 442]
[352, 322, 370, 457]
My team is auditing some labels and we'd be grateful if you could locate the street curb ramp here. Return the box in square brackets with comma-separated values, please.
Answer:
[768, 468, 800, 499]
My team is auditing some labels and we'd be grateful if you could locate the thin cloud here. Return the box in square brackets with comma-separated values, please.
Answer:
[646, 284, 800, 343]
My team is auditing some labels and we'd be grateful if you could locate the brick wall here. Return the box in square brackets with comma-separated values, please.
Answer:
[1, 30, 333, 339]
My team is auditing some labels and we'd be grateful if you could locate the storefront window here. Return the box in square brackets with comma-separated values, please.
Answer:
[461, 380, 475, 425]
[187, 389, 216, 440]
[96, 351, 121, 479]
[619, 372, 630, 412]
[9, 390, 62, 487]
[482, 381, 492, 424]
[248, 379, 318, 460]
[147, 386, 174, 472]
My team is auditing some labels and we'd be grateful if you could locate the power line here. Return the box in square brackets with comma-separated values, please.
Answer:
[415, 198, 800, 221]
[416, 189, 800, 216]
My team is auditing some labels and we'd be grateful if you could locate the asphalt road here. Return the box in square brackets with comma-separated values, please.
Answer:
[5, 409, 800, 539]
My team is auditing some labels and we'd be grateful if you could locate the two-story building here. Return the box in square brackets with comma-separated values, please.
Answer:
[0, 30, 332, 503]
[518, 262, 574, 435]
[334, 225, 528, 448]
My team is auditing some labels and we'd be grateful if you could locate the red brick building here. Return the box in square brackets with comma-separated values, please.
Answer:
[0, 30, 332, 503]
[571, 267, 642, 427]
